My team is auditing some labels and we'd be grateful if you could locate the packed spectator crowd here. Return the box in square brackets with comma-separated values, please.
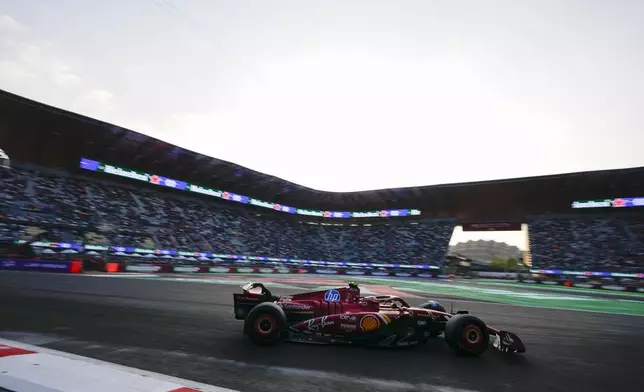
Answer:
[528, 216, 644, 273]
[3, 165, 644, 273]
[0, 166, 454, 265]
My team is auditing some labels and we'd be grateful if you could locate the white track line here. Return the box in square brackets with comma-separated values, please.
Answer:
[0, 338, 237, 392]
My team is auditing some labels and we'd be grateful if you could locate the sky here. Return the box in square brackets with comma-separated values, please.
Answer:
[0, 0, 643, 195]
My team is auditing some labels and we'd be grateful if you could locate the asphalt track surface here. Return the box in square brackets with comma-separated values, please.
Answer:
[1, 272, 643, 392]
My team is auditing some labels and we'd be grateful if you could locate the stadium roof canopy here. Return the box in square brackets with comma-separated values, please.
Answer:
[2, 88, 644, 219]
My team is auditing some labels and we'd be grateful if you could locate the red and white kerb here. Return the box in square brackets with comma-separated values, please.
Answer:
[0, 340, 237, 392]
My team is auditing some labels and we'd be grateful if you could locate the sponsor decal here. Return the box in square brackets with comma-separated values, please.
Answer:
[307, 316, 334, 332]
[259, 268, 275, 273]
[417, 273, 434, 278]
[237, 267, 254, 273]
[340, 323, 357, 331]
[360, 315, 380, 332]
[279, 296, 293, 301]
[346, 270, 365, 275]
[417, 320, 427, 326]
[339, 315, 357, 321]
[371, 271, 390, 276]
[1, 260, 16, 268]
[324, 289, 341, 302]
[280, 302, 314, 310]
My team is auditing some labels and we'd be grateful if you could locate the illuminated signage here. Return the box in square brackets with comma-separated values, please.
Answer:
[79, 157, 422, 219]
[572, 198, 644, 209]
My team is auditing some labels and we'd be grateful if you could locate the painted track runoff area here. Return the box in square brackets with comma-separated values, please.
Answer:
[87, 272, 644, 316]
[0, 271, 643, 392]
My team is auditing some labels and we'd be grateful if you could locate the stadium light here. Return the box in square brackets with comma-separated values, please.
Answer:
[0, 149, 10, 169]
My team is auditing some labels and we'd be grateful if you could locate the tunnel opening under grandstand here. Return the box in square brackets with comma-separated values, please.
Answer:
[447, 222, 529, 275]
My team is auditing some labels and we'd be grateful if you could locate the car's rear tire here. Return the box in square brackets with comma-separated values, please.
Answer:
[444, 314, 489, 356]
[244, 302, 287, 346]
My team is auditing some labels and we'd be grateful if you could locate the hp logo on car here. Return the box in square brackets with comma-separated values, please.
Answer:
[324, 289, 341, 302]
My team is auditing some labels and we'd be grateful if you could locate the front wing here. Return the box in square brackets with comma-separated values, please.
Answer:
[490, 329, 526, 353]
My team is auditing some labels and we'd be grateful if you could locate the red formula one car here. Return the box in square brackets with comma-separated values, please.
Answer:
[233, 282, 525, 355]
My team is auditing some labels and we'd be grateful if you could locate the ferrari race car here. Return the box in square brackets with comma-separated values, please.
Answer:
[233, 282, 525, 356]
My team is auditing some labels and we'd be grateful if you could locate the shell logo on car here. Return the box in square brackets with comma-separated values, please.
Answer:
[360, 315, 380, 332]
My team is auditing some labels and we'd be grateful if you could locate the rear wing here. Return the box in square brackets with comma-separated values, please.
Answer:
[233, 282, 277, 320]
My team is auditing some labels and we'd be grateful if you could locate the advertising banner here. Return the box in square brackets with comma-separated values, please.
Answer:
[173, 266, 203, 273]
[125, 265, 161, 272]
[0, 259, 82, 273]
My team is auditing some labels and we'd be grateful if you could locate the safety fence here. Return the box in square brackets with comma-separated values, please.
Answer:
[2, 259, 643, 293]
[0, 258, 445, 278]
[123, 263, 445, 278]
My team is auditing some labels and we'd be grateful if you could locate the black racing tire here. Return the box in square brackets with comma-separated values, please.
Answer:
[444, 314, 489, 356]
[244, 302, 287, 346]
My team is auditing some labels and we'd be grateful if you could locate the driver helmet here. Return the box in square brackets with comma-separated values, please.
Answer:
[424, 300, 446, 313]
[347, 282, 360, 302]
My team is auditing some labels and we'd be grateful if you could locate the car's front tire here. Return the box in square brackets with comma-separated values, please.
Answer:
[244, 302, 287, 346]
[444, 314, 489, 356]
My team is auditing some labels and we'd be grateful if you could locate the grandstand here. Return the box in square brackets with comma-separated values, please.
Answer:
[0, 165, 454, 266]
[1, 89, 644, 273]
